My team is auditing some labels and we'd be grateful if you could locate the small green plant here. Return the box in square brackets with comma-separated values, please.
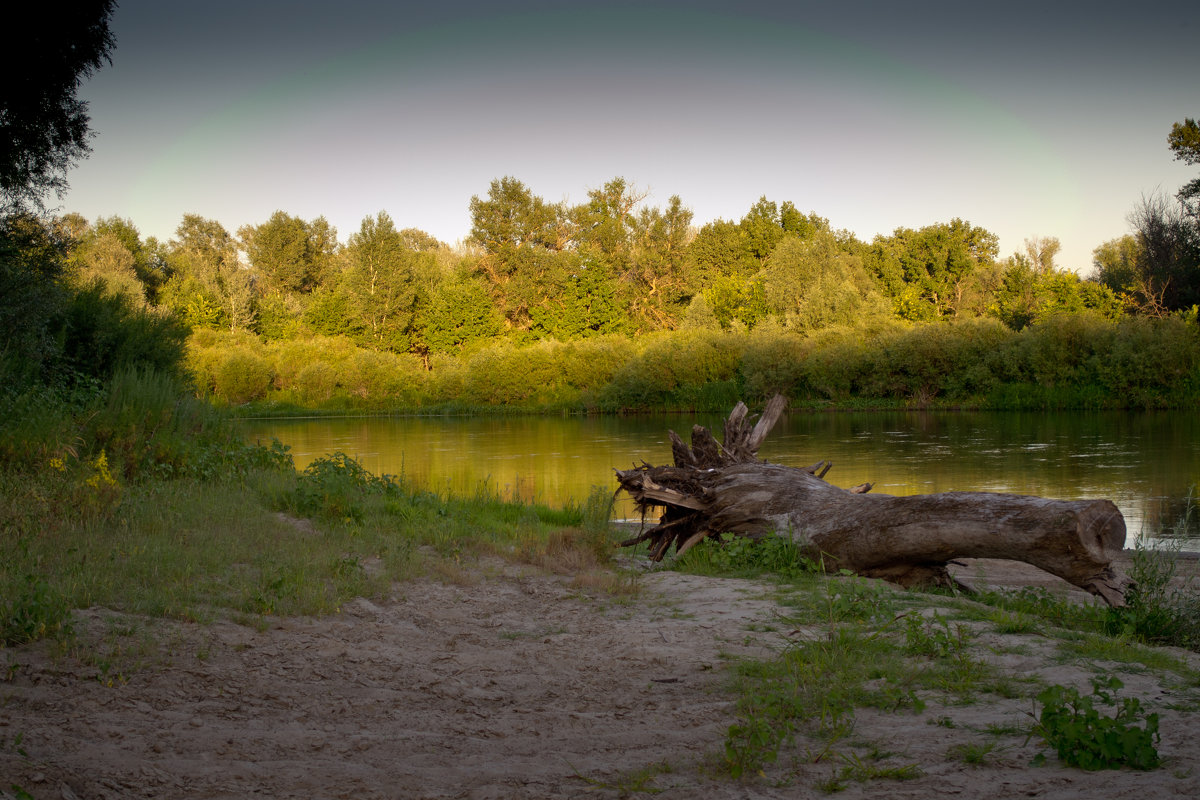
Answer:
[569, 759, 673, 794]
[720, 620, 927, 781]
[0, 575, 72, 645]
[904, 613, 972, 659]
[971, 585, 1105, 633]
[817, 752, 922, 793]
[1032, 676, 1160, 770]
[981, 721, 1030, 737]
[1105, 535, 1200, 652]
[288, 451, 396, 522]
[989, 609, 1042, 635]
[674, 532, 818, 580]
[947, 739, 1004, 766]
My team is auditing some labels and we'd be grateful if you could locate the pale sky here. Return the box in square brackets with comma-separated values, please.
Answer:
[61, 0, 1198, 274]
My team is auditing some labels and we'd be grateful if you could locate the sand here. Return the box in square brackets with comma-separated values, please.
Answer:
[2, 555, 1199, 799]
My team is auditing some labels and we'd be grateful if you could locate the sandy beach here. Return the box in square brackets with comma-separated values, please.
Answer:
[3, 553, 1198, 799]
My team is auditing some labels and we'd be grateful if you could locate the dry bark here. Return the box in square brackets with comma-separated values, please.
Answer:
[616, 396, 1129, 606]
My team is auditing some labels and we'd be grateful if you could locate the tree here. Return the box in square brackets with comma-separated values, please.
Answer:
[739, 197, 822, 265]
[1024, 236, 1061, 274]
[527, 255, 625, 340]
[740, 197, 784, 265]
[94, 215, 168, 297]
[685, 220, 755, 291]
[469, 176, 570, 258]
[572, 178, 699, 333]
[469, 177, 574, 328]
[1127, 193, 1200, 314]
[0, 214, 70, 384]
[1091, 235, 1141, 301]
[1168, 117, 1200, 211]
[990, 249, 1121, 330]
[760, 231, 890, 333]
[1, 3, 117, 213]
[342, 212, 420, 351]
[399, 228, 445, 252]
[63, 215, 167, 303]
[625, 195, 694, 330]
[301, 286, 356, 338]
[703, 273, 768, 331]
[574, 177, 645, 265]
[239, 211, 337, 295]
[864, 219, 999, 321]
[160, 215, 254, 331]
[75, 232, 143, 303]
[418, 277, 503, 355]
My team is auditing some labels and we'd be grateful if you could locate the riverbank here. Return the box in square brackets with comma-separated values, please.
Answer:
[3, 554, 1199, 799]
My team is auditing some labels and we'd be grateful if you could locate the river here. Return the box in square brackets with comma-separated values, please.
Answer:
[242, 410, 1200, 551]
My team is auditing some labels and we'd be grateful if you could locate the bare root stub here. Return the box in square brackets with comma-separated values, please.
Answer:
[615, 395, 1128, 607]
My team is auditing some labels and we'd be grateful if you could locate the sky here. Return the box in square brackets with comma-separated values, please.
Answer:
[60, 0, 1198, 274]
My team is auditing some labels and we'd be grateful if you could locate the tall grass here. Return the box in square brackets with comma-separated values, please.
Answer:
[1106, 533, 1200, 652]
[2, 422, 623, 643]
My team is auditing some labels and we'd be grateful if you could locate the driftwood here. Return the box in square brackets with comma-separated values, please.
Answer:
[616, 396, 1130, 607]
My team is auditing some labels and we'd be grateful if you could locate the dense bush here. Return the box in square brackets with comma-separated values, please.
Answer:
[337, 348, 425, 407]
[2, 215, 189, 395]
[174, 310, 1200, 414]
[293, 361, 338, 404]
[597, 329, 747, 411]
[462, 342, 557, 406]
[212, 349, 273, 404]
[59, 280, 191, 383]
[871, 318, 1008, 402]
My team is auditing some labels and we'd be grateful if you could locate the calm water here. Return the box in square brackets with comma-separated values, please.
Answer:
[242, 411, 1200, 551]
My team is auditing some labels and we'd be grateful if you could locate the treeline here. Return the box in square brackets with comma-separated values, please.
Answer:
[6, 159, 1200, 414]
[3, 0, 1197, 418]
[55, 178, 1164, 358]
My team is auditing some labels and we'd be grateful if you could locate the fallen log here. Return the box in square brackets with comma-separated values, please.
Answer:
[616, 396, 1130, 606]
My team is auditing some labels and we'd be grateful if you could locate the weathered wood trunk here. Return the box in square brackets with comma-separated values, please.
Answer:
[616, 396, 1129, 606]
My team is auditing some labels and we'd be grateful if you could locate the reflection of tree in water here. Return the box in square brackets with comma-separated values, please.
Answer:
[1141, 487, 1200, 542]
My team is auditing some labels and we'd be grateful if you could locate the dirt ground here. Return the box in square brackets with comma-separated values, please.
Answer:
[3, 554, 1199, 799]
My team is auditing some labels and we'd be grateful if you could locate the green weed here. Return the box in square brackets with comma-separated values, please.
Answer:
[1105, 536, 1200, 652]
[672, 532, 819, 581]
[0, 575, 72, 646]
[722, 621, 924, 779]
[286, 451, 396, 522]
[1032, 676, 1160, 770]
[1056, 633, 1196, 678]
[570, 759, 673, 795]
[815, 751, 923, 793]
[946, 739, 1006, 766]
[903, 613, 973, 659]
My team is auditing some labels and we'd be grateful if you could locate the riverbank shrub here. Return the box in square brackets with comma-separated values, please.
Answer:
[178, 310, 1200, 414]
[337, 348, 425, 408]
[871, 318, 1008, 403]
[58, 281, 191, 385]
[212, 348, 273, 404]
[1096, 315, 1200, 405]
[596, 329, 746, 411]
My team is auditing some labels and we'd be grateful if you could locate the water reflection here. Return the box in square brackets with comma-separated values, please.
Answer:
[243, 410, 1199, 551]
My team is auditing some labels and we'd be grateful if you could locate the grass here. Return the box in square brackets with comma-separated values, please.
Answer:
[716, 570, 1013, 781]
[667, 525, 1200, 788]
[946, 738, 1007, 766]
[4, 376, 1200, 792]
[570, 759, 675, 795]
[1, 446, 629, 637]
